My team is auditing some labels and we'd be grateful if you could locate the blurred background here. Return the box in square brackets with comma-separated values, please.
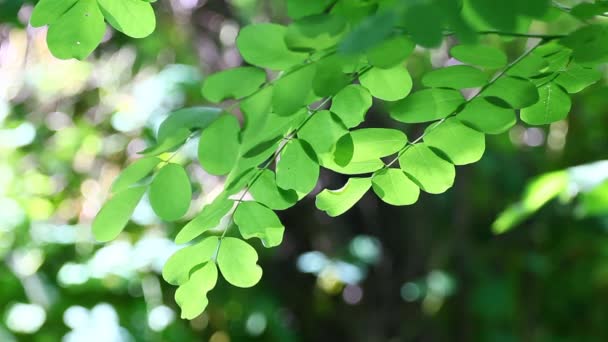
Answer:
[1, 0, 608, 341]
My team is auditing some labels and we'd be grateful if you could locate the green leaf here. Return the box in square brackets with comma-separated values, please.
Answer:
[322, 159, 385, 175]
[399, 144, 455, 194]
[162, 236, 218, 285]
[367, 36, 415, 69]
[520, 82, 571, 125]
[287, 0, 332, 19]
[424, 118, 486, 165]
[403, 2, 444, 47]
[92, 186, 147, 242]
[30, 0, 77, 27]
[483, 76, 539, 109]
[285, 14, 347, 51]
[359, 65, 412, 101]
[554, 64, 602, 94]
[457, 97, 516, 134]
[339, 11, 397, 55]
[506, 53, 548, 78]
[312, 56, 351, 97]
[372, 169, 420, 206]
[46, 0, 105, 60]
[276, 139, 319, 195]
[201, 67, 266, 103]
[390, 88, 465, 123]
[316, 177, 372, 217]
[149, 163, 192, 221]
[97, 0, 156, 38]
[175, 198, 234, 244]
[111, 157, 161, 193]
[217, 238, 263, 288]
[299, 110, 348, 159]
[560, 24, 608, 65]
[334, 128, 407, 165]
[241, 85, 272, 130]
[140, 129, 191, 157]
[422, 65, 489, 89]
[198, 115, 241, 176]
[249, 170, 298, 210]
[272, 64, 316, 116]
[234, 201, 285, 247]
[175, 262, 217, 319]
[236, 23, 308, 70]
[155, 106, 222, 147]
[450, 44, 508, 69]
[224, 168, 256, 196]
[330, 85, 372, 128]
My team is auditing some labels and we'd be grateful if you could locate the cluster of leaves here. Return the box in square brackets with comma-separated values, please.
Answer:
[30, 0, 156, 59]
[33, 0, 608, 319]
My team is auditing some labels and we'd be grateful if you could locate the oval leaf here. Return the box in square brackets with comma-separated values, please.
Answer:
[92, 186, 147, 242]
[149, 163, 192, 221]
[198, 115, 241, 176]
[97, 0, 156, 38]
[399, 144, 455, 194]
[520, 82, 571, 125]
[217, 238, 263, 288]
[329, 84, 372, 128]
[450, 44, 508, 69]
[276, 139, 319, 195]
[249, 170, 298, 210]
[390, 88, 465, 123]
[111, 157, 161, 193]
[202, 67, 266, 103]
[457, 97, 516, 134]
[422, 65, 489, 89]
[236, 23, 308, 70]
[234, 201, 285, 247]
[359, 65, 412, 101]
[424, 118, 486, 165]
[372, 169, 420, 206]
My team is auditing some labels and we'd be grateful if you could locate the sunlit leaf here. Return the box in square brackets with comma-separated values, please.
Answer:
[175, 262, 217, 319]
[202, 67, 266, 103]
[249, 170, 298, 210]
[111, 157, 161, 193]
[359, 65, 412, 101]
[450, 44, 508, 69]
[236, 23, 308, 70]
[30, 0, 77, 27]
[457, 97, 516, 134]
[276, 139, 319, 195]
[175, 198, 234, 244]
[92, 186, 147, 242]
[234, 201, 285, 247]
[390, 88, 465, 123]
[367, 36, 415, 69]
[149, 163, 192, 221]
[198, 115, 241, 175]
[399, 144, 455, 194]
[316, 177, 372, 216]
[422, 65, 489, 89]
[483, 76, 539, 109]
[98, 0, 156, 38]
[330, 85, 372, 128]
[272, 64, 316, 116]
[334, 128, 407, 165]
[162, 236, 219, 285]
[217, 238, 263, 288]
[424, 118, 486, 165]
[372, 169, 420, 206]
[520, 82, 571, 125]
[46, 0, 105, 60]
